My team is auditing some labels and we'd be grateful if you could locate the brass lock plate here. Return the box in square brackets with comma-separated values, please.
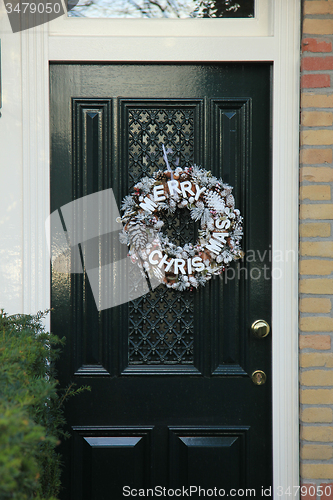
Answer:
[251, 370, 267, 385]
[251, 319, 270, 338]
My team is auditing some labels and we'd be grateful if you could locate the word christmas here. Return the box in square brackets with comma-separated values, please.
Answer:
[119, 164, 244, 291]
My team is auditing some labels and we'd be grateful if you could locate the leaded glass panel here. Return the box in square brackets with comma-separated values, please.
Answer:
[126, 105, 197, 366]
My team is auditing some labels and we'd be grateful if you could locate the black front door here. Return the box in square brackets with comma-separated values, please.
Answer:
[50, 63, 272, 499]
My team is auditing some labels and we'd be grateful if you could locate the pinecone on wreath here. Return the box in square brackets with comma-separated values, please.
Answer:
[204, 190, 225, 214]
[153, 170, 167, 181]
[226, 194, 235, 209]
[127, 222, 148, 249]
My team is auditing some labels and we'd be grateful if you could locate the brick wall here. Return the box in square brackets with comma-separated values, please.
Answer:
[300, 1, 333, 498]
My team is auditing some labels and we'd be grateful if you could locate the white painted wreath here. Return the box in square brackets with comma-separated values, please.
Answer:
[119, 157, 244, 291]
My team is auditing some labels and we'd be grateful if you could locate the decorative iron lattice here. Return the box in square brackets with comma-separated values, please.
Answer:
[128, 107, 194, 188]
[129, 287, 194, 364]
[127, 105, 195, 365]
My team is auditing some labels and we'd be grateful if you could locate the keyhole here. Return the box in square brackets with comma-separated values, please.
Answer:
[251, 370, 267, 385]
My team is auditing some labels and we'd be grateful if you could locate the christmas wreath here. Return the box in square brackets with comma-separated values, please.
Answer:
[119, 151, 244, 291]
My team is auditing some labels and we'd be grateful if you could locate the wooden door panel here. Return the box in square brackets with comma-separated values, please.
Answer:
[50, 63, 272, 498]
[169, 427, 249, 491]
[72, 427, 153, 499]
[71, 98, 113, 376]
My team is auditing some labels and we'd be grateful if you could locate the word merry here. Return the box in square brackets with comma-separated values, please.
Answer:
[139, 180, 232, 261]
[139, 180, 206, 212]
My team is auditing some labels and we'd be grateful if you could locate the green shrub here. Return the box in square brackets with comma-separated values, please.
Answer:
[0, 311, 89, 500]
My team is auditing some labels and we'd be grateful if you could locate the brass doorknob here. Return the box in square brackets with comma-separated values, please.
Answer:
[251, 370, 267, 385]
[251, 319, 270, 338]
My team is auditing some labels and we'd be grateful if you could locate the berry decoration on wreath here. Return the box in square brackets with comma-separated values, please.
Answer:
[119, 148, 245, 291]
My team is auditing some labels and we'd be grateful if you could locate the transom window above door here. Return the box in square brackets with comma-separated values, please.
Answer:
[68, 0, 255, 18]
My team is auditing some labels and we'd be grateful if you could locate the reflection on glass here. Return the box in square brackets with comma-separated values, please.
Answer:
[68, 0, 254, 18]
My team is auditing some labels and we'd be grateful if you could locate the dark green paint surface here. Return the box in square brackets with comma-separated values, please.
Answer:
[50, 63, 272, 499]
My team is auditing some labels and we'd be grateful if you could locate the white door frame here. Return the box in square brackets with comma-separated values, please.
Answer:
[0, 0, 300, 496]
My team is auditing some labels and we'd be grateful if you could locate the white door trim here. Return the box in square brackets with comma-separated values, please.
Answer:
[49, 0, 272, 37]
[21, 26, 50, 317]
[0, 0, 300, 496]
